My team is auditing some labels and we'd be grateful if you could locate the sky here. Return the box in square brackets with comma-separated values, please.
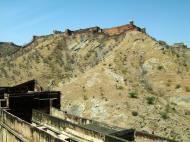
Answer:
[0, 0, 189, 47]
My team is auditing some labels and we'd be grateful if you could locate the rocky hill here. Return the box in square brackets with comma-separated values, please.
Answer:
[0, 22, 190, 141]
[0, 42, 21, 57]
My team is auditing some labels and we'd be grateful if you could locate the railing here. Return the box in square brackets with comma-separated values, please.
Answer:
[32, 109, 105, 141]
[0, 109, 64, 142]
[51, 107, 122, 130]
[32, 109, 131, 142]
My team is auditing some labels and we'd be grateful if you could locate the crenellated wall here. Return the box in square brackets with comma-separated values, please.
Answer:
[62, 22, 143, 36]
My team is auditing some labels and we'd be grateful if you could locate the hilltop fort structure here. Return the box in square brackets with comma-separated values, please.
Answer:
[19, 21, 146, 50]
[0, 80, 177, 142]
[103, 21, 145, 35]
[62, 21, 145, 36]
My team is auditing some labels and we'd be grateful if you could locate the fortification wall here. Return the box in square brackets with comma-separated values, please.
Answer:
[103, 24, 141, 35]
[63, 23, 142, 36]
[0, 109, 63, 142]
[74, 26, 101, 34]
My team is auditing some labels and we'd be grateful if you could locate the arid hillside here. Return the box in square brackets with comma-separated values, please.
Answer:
[0, 42, 21, 57]
[0, 23, 190, 141]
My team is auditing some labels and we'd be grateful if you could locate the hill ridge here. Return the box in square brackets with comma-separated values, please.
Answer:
[0, 22, 190, 141]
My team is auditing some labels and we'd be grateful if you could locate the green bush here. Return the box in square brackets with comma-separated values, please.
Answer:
[185, 86, 190, 92]
[128, 92, 138, 98]
[132, 111, 138, 116]
[157, 65, 164, 70]
[146, 96, 156, 105]
[83, 94, 88, 100]
[160, 104, 171, 119]
[158, 40, 167, 45]
[175, 84, 181, 89]
[160, 111, 169, 119]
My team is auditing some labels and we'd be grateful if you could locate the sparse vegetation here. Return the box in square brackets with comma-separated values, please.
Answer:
[128, 91, 138, 98]
[185, 86, 190, 92]
[146, 96, 156, 105]
[116, 85, 124, 90]
[132, 111, 138, 116]
[158, 40, 167, 46]
[83, 94, 88, 100]
[160, 104, 172, 119]
[166, 82, 171, 87]
[175, 84, 181, 89]
[160, 111, 169, 119]
[157, 65, 164, 70]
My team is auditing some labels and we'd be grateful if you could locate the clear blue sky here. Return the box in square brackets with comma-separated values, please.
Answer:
[0, 0, 189, 47]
